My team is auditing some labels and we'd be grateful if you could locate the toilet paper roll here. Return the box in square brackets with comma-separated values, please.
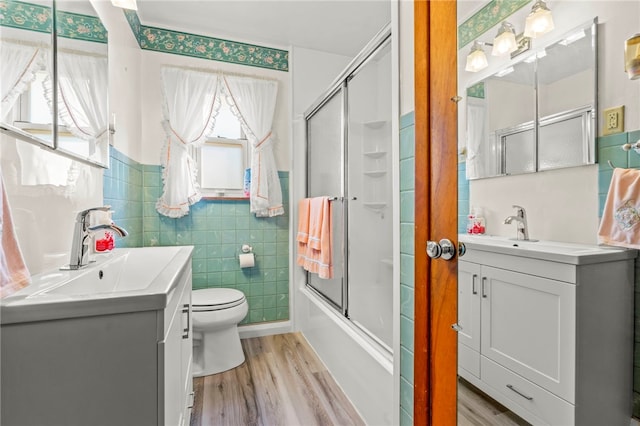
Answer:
[239, 253, 255, 268]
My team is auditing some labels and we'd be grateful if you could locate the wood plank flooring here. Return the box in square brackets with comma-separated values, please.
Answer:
[189, 332, 528, 426]
[190, 332, 365, 426]
[458, 378, 531, 426]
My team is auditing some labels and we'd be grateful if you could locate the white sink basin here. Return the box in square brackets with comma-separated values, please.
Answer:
[459, 234, 635, 264]
[1, 246, 193, 324]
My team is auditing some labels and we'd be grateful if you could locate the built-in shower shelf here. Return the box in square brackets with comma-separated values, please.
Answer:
[380, 258, 393, 267]
[363, 170, 387, 177]
[363, 120, 388, 129]
[363, 202, 387, 210]
[363, 151, 387, 158]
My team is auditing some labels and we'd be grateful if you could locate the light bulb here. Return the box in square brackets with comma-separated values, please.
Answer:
[465, 42, 488, 72]
[492, 22, 517, 56]
[524, 0, 554, 38]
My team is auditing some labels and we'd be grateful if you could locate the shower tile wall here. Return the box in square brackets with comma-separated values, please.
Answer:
[104, 147, 290, 326]
[399, 111, 415, 426]
[597, 128, 640, 417]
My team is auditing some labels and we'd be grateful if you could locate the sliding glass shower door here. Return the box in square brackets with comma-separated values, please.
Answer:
[347, 41, 393, 349]
[306, 87, 345, 311]
[305, 32, 393, 350]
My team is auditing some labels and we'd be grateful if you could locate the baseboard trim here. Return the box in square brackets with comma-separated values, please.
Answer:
[239, 320, 292, 339]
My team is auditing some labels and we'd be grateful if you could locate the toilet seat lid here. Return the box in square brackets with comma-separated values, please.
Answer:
[192, 288, 246, 311]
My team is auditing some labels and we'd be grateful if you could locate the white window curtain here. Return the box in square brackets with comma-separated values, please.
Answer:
[466, 100, 487, 180]
[53, 51, 109, 157]
[157, 67, 221, 218]
[0, 41, 44, 120]
[222, 75, 283, 217]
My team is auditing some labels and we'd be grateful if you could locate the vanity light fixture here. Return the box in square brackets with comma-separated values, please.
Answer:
[111, 0, 137, 10]
[494, 66, 515, 77]
[492, 22, 518, 56]
[625, 33, 640, 80]
[465, 41, 491, 72]
[559, 30, 586, 46]
[523, 0, 555, 39]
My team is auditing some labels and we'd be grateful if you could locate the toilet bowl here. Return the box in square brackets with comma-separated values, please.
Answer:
[191, 288, 248, 377]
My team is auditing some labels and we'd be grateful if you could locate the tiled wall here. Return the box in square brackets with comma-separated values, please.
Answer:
[597, 129, 640, 417]
[103, 147, 290, 326]
[142, 165, 290, 325]
[103, 147, 144, 248]
[399, 111, 415, 426]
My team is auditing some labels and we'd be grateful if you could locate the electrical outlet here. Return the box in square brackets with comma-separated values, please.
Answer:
[603, 106, 625, 135]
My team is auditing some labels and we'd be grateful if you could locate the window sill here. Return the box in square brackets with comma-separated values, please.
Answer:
[201, 196, 249, 201]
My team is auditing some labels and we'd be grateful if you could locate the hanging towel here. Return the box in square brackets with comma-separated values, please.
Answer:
[296, 198, 311, 266]
[0, 171, 30, 297]
[598, 167, 640, 249]
[297, 197, 333, 279]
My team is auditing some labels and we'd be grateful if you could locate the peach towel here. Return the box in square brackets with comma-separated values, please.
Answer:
[297, 197, 333, 279]
[598, 167, 640, 249]
[0, 172, 30, 297]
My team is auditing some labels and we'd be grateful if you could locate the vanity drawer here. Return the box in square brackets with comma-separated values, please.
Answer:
[481, 356, 574, 426]
[458, 343, 480, 379]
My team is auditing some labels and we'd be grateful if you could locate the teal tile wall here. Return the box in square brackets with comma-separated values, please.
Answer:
[597, 128, 640, 418]
[103, 147, 143, 248]
[142, 165, 290, 325]
[399, 111, 415, 425]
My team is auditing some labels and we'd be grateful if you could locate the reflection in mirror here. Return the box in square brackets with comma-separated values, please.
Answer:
[537, 20, 596, 171]
[55, 0, 109, 167]
[0, 0, 55, 147]
[465, 18, 597, 180]
[466, 58, 535, 179]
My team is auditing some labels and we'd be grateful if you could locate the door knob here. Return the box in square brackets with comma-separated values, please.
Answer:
[426, 239, 457, 260]
[458, 242, 466, 257]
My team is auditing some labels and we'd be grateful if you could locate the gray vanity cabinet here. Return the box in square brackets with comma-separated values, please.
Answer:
[458, 243, 635, 425]
[1, 264, 193, 426]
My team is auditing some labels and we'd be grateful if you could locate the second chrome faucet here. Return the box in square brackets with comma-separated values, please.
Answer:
[504, 205, 531, 241]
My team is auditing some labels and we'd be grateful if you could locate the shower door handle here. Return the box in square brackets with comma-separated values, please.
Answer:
[426, 239, 457, 260]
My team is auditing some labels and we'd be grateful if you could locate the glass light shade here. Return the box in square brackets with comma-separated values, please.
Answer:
[625, 33, 640, 80]
[111, 0, 137, 10]
[524, 1, 554, 38]
[465, 47, 488, 72]
[492, 30, 517, 56]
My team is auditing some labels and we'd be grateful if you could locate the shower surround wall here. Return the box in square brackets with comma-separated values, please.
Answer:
[103, 147, 290, 325]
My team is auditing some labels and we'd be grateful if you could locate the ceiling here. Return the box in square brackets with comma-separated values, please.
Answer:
[136, 0, 391, 57]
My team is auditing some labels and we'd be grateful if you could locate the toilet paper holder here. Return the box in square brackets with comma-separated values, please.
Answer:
[241, 244, 253, 253]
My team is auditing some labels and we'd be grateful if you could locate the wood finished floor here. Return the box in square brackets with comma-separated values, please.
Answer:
[190, 332, 365, 426]
[189, 332, 528, 426]
[458, 378, 531, 426]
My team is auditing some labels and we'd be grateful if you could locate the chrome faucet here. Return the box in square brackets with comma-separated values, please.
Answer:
[61, 206, 128, 270]
[504, 205, 530, 241]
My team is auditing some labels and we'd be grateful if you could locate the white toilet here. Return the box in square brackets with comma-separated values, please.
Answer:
[191, 288, 249, 377]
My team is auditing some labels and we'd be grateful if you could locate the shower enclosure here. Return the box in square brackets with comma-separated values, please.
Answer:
[304, 30, 393, 351]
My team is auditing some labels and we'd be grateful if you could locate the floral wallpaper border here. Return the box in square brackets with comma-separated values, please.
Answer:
[467, 82, 485, 99]
[0, 0, 107, 43]
[458, 0, 532, 50]
[123, 10, 289, 72]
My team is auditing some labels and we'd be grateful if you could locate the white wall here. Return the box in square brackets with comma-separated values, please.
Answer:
[459, 1, 640, 244]
[91, 0, 143, 163]
[399, 0, 414, 116]
[139, 50, 291, 170]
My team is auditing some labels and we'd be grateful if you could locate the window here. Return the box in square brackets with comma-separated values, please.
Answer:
[193, 100, 250, 198]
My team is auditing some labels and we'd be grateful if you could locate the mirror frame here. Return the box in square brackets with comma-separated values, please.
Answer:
[0, 0, 110, 169]
[464, 17, 598, 180]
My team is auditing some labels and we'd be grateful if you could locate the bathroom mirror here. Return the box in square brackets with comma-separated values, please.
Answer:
[0, 0, 109, 168]
[0, 0, 55, 148]
[464, 18, 597, 179]
[54, 0, 110, 167]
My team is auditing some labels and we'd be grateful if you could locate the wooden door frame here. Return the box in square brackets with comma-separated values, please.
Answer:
[413, 1, 459, 424]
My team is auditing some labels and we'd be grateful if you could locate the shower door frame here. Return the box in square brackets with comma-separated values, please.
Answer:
[304, 25, 393, 350]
